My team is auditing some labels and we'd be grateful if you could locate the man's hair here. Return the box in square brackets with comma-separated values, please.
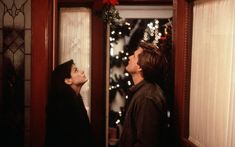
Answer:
[137, 41, 167, 84]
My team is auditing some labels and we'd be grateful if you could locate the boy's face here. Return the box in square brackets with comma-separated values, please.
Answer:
[69, 64, 88, 86]
[126, 47, 143, 74]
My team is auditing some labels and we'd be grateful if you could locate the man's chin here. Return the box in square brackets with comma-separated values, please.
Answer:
[81, 79, 88, 85]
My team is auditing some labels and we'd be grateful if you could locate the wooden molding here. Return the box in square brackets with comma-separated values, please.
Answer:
[173, 0, 195, 146]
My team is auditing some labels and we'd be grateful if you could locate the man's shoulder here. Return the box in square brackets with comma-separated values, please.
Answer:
[142, 82, 164, 94]
[138, 82, 165, 103]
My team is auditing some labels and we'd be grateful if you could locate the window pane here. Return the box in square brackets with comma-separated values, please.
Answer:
[59, 7, 91, 117]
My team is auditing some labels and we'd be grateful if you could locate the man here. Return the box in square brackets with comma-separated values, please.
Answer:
[118, 41, 168, 147]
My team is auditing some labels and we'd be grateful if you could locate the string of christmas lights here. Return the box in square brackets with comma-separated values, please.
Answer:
[109, 18, 172, 103]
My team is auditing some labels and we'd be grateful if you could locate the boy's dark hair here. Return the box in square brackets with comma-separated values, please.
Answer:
[137, 41, 167, 84]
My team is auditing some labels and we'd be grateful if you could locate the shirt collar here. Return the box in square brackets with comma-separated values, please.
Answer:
[129, 80, 146, 94]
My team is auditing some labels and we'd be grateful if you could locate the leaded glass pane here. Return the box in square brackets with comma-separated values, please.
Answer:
[0, 30, 2, 52]
[14, 12, 24, 29]
[3, 49, 14, 61]
[24, 107, 30, 147]
[14, 49, 24, 74]
[24, 81, 30, 107]
[1, 0, 13, 8]
[25, 30, 31, 54]
[15, 0, 28, 8]
[3, 11, 13, 27]
[0, 0, 31, 146]
[25, 55, 31, 80]
[0, 54, 2, 78]
[0, 4, 3, 28]
[25, 0, 31, 28]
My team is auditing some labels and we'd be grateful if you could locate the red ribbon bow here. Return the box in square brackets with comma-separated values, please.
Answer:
[102, 0, 119, 6]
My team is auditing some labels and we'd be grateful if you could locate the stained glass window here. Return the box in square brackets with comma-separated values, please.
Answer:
[0, 0, 31, 146]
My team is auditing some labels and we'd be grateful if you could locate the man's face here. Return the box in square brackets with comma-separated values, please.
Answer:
[126, 47, 143, 74]
[69, 64, 88, 86]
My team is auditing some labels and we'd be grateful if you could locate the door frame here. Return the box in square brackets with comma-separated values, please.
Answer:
[31, 0, 50, 146]
[49, 1, 107, 147]
[31, 0, 197, 147]
[173, 0, 196, 146]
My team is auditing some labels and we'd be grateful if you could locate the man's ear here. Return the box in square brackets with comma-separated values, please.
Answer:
[64, 78, 72, 85]
[137, 66, 142, 72]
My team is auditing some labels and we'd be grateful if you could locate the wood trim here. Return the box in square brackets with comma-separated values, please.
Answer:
[173, 0, 195, 146]
[31, 0, 49, 146]
[182, 138, 198, 147]
[52, 0, 58, 69]
[90, 1, 107, 147]
[119, 0, 172, 5]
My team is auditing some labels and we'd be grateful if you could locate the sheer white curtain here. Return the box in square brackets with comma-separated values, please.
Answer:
[189, 0, 235, 147]
[59, 8, 91, 117]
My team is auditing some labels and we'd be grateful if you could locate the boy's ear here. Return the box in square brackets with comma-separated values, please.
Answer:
[64, 78, 72, 85]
